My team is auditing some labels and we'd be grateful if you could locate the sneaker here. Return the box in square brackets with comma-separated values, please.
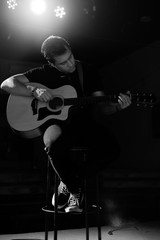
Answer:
[65, 190, 84, 213]
[52, 181, 70, 209]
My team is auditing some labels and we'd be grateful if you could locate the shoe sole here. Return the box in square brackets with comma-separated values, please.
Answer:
[65, 206, 83, 213]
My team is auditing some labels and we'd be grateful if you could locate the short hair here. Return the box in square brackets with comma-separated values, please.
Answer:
[41, 35, 71, 63]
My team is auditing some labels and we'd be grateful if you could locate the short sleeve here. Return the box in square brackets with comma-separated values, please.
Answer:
[24, 67, 46, 84]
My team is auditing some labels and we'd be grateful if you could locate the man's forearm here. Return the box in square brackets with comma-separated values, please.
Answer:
[1, 77, 33, 97]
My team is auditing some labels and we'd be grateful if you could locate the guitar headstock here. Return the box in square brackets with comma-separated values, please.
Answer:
[132, 92, 157, 107]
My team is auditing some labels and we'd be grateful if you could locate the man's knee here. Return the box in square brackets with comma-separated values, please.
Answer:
[43, 124, 62, 150]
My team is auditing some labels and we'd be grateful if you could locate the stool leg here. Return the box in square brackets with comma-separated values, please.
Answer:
[46, 155, 60, 240]
[44, 157, 51, 240]
[83, 150, 89, 240]
[84, 177, 89, 240]
[53, 173, 59, 240]
[96, 175, 101, 240]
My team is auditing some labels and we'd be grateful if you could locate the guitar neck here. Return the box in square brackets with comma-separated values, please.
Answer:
[64, 92, 156, 107]
[64, 95, 119, 106]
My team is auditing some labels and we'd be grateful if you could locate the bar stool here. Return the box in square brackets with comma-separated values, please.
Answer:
[42, 147, 102, 240]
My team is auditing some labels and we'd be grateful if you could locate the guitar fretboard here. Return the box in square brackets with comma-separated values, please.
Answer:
[64, 95, 118, 106]
[63, 92, 156, 107]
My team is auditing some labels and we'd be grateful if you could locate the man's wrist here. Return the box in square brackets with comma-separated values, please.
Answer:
[26, 85, 37, 96]
[31, 87, 37, 96]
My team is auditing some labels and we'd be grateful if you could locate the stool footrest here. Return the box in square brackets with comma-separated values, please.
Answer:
[42, 205, 102, 214]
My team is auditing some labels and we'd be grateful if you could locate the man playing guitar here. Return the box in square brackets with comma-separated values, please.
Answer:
[1, 35, 131, 213]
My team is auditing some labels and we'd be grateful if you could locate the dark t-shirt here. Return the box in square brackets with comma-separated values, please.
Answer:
[24, 60, 102, 96]
[24, 60, 119, 172]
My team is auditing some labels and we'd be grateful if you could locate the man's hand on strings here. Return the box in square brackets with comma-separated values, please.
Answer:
[117, 91, 131, 110]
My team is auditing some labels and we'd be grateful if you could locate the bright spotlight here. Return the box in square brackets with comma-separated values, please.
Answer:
[54, 6, 66, 19]
[30, 0, 47, 15]
[7, 0, 18, 10]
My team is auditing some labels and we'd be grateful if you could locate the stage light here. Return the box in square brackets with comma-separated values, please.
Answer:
[7, 0, 18, 10]
[30, 0, 47, 15]
[54, 6, 66, 19]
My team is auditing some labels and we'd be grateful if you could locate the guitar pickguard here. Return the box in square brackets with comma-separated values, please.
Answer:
[38, 107, 61, 121]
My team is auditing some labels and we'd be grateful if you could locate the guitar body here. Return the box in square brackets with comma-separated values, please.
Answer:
[7, 84, 77, 138]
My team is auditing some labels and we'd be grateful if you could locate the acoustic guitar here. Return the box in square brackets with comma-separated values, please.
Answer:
[7, 83, 156, 138]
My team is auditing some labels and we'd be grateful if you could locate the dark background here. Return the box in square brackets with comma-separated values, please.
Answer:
[0, 0, 160, 234]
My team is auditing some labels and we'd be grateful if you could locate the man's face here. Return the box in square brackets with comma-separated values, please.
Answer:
[53, 48, 76, 73]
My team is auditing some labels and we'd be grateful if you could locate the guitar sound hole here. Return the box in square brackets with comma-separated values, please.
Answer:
[49, 97, 63, 110]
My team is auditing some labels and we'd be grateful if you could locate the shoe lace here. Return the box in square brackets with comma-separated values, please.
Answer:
[68, 193, 81, 207]
[59, 182, 69, 195]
